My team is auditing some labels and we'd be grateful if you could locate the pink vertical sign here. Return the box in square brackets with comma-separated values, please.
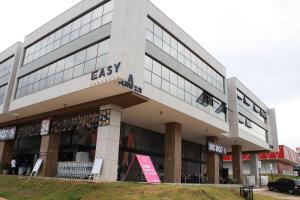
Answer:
[136, 155, 161, 183]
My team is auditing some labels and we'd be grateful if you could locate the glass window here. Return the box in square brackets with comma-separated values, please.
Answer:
[73, 64, 84, 78]
[161, 67, 169, 80]
[63, 68, 74, 82]
[144, 70, 151, 83]
[84, 58, 96, 74]
[152, 60, 161, 76]
[80, 24, 90, 36]
[86, 44, 98, 60]
[72, 18, 81, 31]
[96, 54, 108, 69]
[90, 18, 102, 31]
[102, 12, 113, 25]
[103, 0, 114, 14]
[144, 55, 226, 121]
[92, 6, 103, 20]
[53, 72, 64, 85]
[145, 56, 152, 70]
[23, 1, 114, 65]
[75, 50, 86, 65]
[16, 39, 110, 98]
[162, 79, 169, 92]
[82, 12, 92, 25]
[152, 74, 161, 88]
[70, 29, 80, 41]
[146, 18, 225, 93]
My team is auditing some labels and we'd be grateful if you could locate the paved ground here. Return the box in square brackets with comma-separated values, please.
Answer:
[255, 189, 300, 200]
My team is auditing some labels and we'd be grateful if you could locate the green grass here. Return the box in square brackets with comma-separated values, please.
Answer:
[0, 175, 279, 200]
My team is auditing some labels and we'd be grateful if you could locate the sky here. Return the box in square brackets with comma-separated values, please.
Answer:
[0, 0, 299, 150]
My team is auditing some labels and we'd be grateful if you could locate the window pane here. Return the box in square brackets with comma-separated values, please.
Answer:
[86, 44, 98, 60]
[152, 74, 161, 88]
[75, 50, 86, 65]
[53, 72, 63, 85]
[84, 58, 96, 74]
[63, 68, 74, 82]
[152, 60, 161, 76]
[144, 70, 151, 84]
[73, 64, 84, 78]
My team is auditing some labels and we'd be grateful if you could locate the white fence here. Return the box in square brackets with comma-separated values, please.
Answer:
[57, 162, 93, 179]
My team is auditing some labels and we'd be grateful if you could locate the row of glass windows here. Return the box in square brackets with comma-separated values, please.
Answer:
[16, 39, 110, 99]
[23, 0, 114, 65]
[0, 57, 13, 79]
[237, 90, 267, 122]
[0, 84, 7, 104]
[146, 18, 224, 93]
[238, 113, 267, 142]
[144, 55, 226, 121]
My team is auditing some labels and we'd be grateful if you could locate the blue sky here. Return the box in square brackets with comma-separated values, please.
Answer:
[0, 0, 299, 150]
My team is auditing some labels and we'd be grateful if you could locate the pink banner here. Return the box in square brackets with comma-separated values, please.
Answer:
[136, 155, 161, 183]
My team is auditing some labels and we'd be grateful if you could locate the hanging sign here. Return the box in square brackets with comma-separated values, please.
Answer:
[40, 119, 51, 136]
[123, 154, 161, 184]
[0, 126, 16, 141]
[208, 142, 227, 155]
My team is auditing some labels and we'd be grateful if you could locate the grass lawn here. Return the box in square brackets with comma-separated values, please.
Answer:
[0, 176, 279, 200]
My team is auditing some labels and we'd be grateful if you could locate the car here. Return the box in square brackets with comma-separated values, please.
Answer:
[268, 178, 299, 194]
[294, 179, 300, 194]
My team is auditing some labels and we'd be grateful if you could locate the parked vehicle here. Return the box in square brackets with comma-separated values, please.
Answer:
[294, 179, 300, 194]
[268, 178, 300, 194]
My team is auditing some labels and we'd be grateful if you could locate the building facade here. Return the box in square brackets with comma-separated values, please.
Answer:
[226, 77, 278, 183]
[0, 0, 278, 183]
[224, 145, 299, 176]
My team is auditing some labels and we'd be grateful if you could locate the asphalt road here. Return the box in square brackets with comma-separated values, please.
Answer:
[255, 189, 300, 200]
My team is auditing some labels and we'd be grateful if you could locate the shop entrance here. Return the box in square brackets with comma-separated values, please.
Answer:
[118, 123, 207, 183]
[13, 135, 41, 176]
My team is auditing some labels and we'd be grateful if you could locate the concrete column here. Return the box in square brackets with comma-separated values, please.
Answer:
[0, 140, 15, 173]
[250, 153, 259, 186]
[164, 122, 182, 183]
[232, 145, 244, 184]
[206, 136, 219, 184]
[95, 104, 122, 181]
[39, 133, 60, 177]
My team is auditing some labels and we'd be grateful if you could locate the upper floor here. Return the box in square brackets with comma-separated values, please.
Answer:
[227, 77, 278, 152]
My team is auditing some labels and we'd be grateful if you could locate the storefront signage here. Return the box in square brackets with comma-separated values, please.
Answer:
[208, 142, 227, 155]
[40, 119, 51, 136]
[0, 126, 16, 141]
[119, 74, 142, 94]
[98, 109, 111, 127]
[91, 62, 121, 81]
[123, 154, 161, 184]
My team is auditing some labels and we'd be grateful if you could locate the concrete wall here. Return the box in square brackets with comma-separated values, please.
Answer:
[0, 42, 23, 114]
[227, 77, 278, 151]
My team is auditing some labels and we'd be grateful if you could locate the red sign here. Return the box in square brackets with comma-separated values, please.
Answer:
[123, 154, 161, 184]
[223, 145, 300, 165]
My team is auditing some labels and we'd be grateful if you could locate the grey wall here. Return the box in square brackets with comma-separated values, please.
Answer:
[0, 42, 23, 113]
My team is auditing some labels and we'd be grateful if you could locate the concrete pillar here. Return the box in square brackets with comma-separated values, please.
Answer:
[250, 153, 260, 186]
[39, 133, 60, 177]
[95, 104, 122, 181]
[0, 140, 15, 173]
[164, 122, 182, 183]
[206, 136, 219, 184]
[232, 145, 244, 184]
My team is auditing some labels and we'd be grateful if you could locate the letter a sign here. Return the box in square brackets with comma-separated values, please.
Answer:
[123, 154, 161, 184]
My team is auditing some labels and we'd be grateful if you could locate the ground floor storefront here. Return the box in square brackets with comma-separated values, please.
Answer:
[0, 96, 242, 184]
